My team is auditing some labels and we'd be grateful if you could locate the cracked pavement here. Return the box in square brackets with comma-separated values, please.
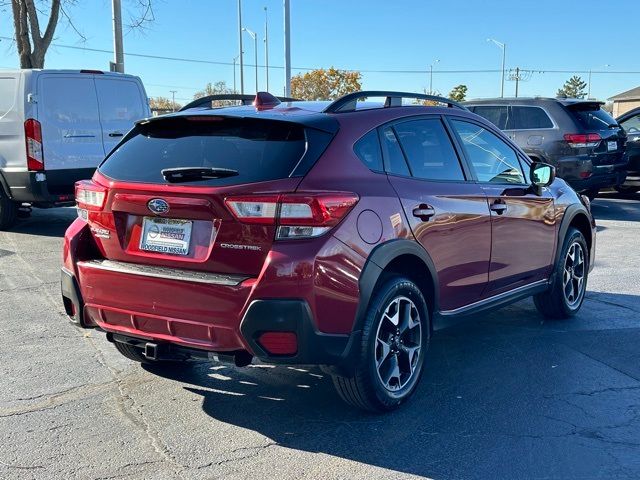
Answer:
[1, 193, 639, 479]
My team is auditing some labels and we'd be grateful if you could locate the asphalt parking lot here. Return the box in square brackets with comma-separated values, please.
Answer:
[1, 193, 639, 480]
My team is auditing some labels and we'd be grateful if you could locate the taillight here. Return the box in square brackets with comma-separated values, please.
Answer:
[24, 119, 44, 171]
[564, 133, 601, 148]
[225, 192, 359, 240]
[75, 180, 107, 211]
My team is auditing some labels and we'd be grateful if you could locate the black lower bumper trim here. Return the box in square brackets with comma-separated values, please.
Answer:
[61, 268, 85, 326]
[2, 168, 95, 205]
[239, 299, 355, 366]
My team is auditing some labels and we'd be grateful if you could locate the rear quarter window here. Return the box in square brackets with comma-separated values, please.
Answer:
[99, 117, 313, 186]
[353, 130, 383, 171]
[0, 77, 16, 117]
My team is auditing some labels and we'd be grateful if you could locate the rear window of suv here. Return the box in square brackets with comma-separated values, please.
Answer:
[566, 103, 618, 131]
[99, 116, 310, 185]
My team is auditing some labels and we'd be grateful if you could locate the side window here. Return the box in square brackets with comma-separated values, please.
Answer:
[511, 106, 553, 129]
[450, 119, 526, 184]
[353, 129, 383, 171]
[620, 114, 640, 133]
[94, 79, 145, 123]
[394, 119, 465, 181]
[0, 77, 16, 117]
[380, 126, 410, 176]
[471, 106, 509, 130]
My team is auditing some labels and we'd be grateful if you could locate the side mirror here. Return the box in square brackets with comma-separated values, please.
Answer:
[530, 162, 555, 194]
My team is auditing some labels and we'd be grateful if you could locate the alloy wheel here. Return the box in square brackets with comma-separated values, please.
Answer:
[563, 242, 586, 307]
[375, 296, 422, 392]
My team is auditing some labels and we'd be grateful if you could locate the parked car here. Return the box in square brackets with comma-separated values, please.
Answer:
[464, 97, 627, 199]
[62, 91, 595, 412]
[0, 69, 150, 229]
[615, 107, 640, 193]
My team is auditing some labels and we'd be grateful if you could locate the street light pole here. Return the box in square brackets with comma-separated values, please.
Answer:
[233, 55, 239, 93]
[237, 0, 244, 94]
[588, 64, 611, 99]
[264, 7, 269, 92]
[170, 90, 177, 112]
[487, 38, 506, 97]
[243, 28, 258, 92]
[429, 59, 440, 94]
[111, 0, 125, 73]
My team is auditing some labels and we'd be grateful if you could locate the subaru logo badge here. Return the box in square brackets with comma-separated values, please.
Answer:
[148, 198, 169, 215]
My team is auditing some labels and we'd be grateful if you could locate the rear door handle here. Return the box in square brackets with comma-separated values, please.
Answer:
[490, 201, 508, 215]
[412, 205, 436, 221]
[108, 132, 124, 137]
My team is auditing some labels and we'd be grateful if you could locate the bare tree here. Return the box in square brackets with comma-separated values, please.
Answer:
[11, 0, 60, 68]
[9, 0, 155, 69]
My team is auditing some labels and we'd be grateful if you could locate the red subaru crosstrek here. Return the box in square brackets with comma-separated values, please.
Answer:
[62, 91, 595, 412]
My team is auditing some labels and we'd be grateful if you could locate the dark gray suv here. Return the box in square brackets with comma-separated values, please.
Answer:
[464, 98, 627, 198]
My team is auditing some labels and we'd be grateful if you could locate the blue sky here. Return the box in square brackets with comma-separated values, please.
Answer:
[1, 0, 638, 104]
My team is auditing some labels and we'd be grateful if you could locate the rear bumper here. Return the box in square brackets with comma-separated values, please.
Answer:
[555, 155, 627, 192]
[60, 221, 363, 367]
[1, 168, 94, 206]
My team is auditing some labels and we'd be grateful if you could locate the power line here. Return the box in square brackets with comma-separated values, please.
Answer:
[2, 36, 640, 75]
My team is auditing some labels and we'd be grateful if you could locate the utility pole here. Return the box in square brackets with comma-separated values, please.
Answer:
[111, 0, 125, 73]
[514, 67, 520, 97]
[170, 90, 177, 112]
[237, 0, 244, 94]
[264, 7, 269, 92]
[283, 0, 291, 96]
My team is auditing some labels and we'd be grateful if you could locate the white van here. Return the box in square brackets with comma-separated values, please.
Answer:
[0, 69, 150, 229]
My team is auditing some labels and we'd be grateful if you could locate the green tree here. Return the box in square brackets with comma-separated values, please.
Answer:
[291, 67, 362, 100]
[557, 76, 587, 99]
[448, 84, 468, 102]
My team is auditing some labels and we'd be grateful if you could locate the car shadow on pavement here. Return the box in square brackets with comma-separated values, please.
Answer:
[591, 193, 640, 222]
[147, 292, 640, 479]
[8, 207, 77, 238]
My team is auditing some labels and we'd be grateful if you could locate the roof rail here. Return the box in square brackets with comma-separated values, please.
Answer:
[179, 94, 298, 111]
[323, 90, 468, 113]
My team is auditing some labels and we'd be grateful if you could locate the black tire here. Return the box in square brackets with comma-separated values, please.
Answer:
[0, 189, 18, 230]
[113, 341, 187, 367]
[534, 227, 588, 319]
[615, 185, 640, 194]
[332, 276, 430, 412]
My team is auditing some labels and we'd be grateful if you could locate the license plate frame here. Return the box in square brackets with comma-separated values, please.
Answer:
[140, 217, 193, 256]
[607, 141, 617, 152]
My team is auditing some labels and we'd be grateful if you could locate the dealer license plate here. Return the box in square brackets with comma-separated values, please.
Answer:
[140, 217, 192, 256]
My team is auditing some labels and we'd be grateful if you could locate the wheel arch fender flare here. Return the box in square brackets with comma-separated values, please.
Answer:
[354, 239, 439, 334]
[555, 203, 593, 268]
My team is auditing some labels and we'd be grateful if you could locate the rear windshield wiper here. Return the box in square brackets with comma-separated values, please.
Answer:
[161, 167, 239, 183]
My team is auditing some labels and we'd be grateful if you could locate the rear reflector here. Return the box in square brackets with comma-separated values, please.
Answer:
[258, 331, 297, 355]
[75, 180, 107, 211]
[225, 193, 359, 239]
[24, 119, 44, 171]
[564, 133, 601, 148]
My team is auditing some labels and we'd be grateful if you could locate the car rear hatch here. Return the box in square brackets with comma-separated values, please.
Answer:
[73, 113, 337, 347]
[563, 102, 627, 167]
[82, 114, 335, 277]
